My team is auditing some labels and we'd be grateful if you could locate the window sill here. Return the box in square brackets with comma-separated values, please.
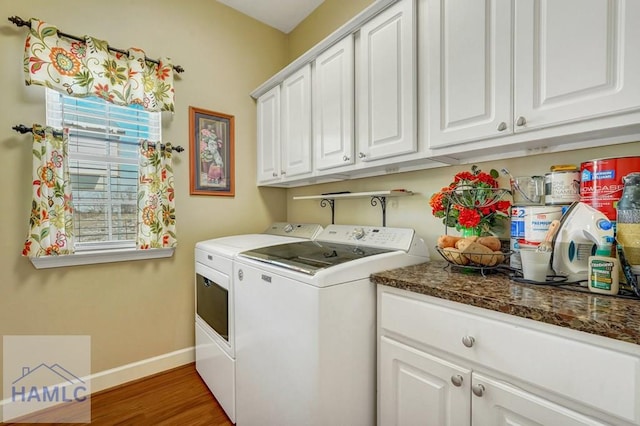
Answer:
[29, 248, 175, 269]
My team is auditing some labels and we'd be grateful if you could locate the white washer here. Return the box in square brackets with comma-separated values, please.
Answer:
[195, 223, 323, 423]
[234, 224, 429, 426]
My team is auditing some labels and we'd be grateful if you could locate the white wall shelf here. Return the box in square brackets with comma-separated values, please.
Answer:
[293, 190, 413, 226]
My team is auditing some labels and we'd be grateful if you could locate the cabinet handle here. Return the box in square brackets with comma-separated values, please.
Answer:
[461, 336, 475, 348]
[272, 172, 278, 177]
[516, 116, 527, 127]
[281, 170, 286, 175]
[358, 152, 366, 158]
[497, 121, 507, 131]
[343, 155, 350, 162]
[451, 375, 464, 387]
[472, 384, 485, 397]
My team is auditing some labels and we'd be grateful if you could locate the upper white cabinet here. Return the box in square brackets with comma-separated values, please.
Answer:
[257, 65, 313, 185]
[281, 65, 313, 178]
[357, 0, 417, 161]
[313, 36, 355, 171]
[425, 0, 640, 149]
[514, 0, 640, 128]
[424, 0, 512, 147]
[256, 86, 281, 183]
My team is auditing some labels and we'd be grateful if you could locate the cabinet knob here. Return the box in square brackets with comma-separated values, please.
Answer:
[272, 172, 278, 177]
[343, 155, 350, 162]
[472, 384, 485, 397]
[497, 121, 507, 131]
[451, 375, 464, 387]
[516, 116, 527, 127]
[461, 336, 475, 348]
[359, 152, 366, 158]
[281, 170, 286, 175]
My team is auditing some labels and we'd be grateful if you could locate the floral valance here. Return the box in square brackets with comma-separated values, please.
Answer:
[23, 18, 174, 112]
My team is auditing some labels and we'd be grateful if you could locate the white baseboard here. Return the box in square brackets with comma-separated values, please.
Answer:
[90, 346, 195, 393]
[1, 346, 195, 421]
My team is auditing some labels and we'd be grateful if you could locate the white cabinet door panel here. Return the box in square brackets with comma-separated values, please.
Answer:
[472, 373, 607, 426]
[281, 65, 312, 177]
[314, 36, 355, 170]
[256, 86, 280, 183]
[514, 0, 640, 130]
[425, 0, 512, 147]
[358, 0, 416, 161]
[379, 336, 471, 426]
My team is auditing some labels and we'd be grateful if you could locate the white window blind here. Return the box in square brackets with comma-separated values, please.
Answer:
[46, 89, 161, 251]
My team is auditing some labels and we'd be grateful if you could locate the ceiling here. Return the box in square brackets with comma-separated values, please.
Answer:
[217, 0, 325, 33]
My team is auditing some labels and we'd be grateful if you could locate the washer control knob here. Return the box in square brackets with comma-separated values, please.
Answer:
[352, 228, 366, 240]
[283, 224, 294, 233]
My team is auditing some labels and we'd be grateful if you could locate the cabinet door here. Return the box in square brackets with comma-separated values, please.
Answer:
[281, 65, 312, 178]
[424, 0, 512, 148]
[314, 36, 355, 171]
[471, 373, 607, 426]
[357, 0, 417, 161]
[514, 0, 640, 131]
[256, 86, 281, 183]
[379, 336, 471, 426]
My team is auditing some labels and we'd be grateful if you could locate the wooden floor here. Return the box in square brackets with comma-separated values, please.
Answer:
[2, 363, 233, 425]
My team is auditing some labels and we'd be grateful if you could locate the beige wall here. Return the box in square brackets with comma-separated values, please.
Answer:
[0, 0, 289, 383]
[287, 0, 374, 61]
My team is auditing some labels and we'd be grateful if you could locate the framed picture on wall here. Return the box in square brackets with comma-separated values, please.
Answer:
[189, 106, 235, 196]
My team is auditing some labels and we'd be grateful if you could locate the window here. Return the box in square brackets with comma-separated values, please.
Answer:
[45, 88, 161, 252]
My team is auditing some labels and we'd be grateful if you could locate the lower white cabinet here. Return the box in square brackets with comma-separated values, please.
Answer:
[380, 336, 606, 426]
[472, 373, 606, 426]
[377, 286, 640, 426]
[379, 336, 471, 425]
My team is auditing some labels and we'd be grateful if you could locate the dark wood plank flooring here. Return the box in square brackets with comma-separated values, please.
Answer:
[2, 363, 233, 425]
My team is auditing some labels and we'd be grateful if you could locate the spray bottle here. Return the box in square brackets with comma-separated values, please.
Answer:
[588, 237, 620, 295]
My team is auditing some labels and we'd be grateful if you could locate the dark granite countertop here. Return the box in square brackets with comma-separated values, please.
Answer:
[371, 261, 640, 346]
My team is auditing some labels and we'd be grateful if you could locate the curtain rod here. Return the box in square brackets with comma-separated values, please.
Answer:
[12, 124, 184, 153]
[8, 16, 184, 74]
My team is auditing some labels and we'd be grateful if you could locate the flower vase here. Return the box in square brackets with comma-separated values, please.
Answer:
[460, 227, 482, 238]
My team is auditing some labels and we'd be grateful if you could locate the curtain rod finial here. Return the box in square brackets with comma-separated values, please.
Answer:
[12, 124, 31, 134]
[8, 16, 30, 28]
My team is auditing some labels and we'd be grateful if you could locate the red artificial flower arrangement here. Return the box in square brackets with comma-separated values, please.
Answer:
[429, 165, 511, 235]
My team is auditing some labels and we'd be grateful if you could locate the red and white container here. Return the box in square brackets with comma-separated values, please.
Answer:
[580, 156, 640, 221]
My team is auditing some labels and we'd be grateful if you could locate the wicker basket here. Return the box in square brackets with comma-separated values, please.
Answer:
[436, 245, 513, 270]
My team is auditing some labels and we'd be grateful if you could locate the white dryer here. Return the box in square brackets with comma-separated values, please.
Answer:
[194, 223, 323, 423]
